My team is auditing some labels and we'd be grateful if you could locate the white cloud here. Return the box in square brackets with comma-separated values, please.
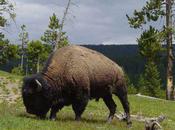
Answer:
[5, 0, 146, 45]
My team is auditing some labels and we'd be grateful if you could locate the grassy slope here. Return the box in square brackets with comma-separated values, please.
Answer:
[0, 71, 175, 130]
[0, 71, 22, 103]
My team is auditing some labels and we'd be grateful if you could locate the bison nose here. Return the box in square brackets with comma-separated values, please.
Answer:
[27, 109, 32, 114]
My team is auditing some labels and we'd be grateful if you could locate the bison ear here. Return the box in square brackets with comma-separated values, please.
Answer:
[35, 79, 42, 92]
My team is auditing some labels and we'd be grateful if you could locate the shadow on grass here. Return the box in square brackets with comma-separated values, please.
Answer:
[18, 112, 107, 124]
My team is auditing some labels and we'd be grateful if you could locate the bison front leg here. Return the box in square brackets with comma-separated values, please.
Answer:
[50, 105, 63, 120]
[72, 97, 89, 121]
[103, 95, 116, 123]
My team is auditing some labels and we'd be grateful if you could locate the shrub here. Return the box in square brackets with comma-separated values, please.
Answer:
[11, 66, 24, 76]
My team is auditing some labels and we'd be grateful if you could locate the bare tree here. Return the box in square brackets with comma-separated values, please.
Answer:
[54, 0, 72, 51]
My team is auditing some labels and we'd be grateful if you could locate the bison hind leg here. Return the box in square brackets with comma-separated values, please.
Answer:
[114, 87, 132, 126]
[72, 95, 89, 121]
[103, 94, 116, 123]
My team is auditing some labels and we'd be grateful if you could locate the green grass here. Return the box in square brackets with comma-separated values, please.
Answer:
[0, 96, 175, 130]
[0, 71, 175, 130]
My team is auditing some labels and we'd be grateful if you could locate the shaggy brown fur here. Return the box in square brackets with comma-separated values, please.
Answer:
[22, 45, 131, 126]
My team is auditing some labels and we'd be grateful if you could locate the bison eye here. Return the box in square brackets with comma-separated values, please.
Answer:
[23, 88, 33, 94]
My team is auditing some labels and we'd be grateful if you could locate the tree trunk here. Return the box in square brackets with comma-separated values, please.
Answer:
[37, 56, 40, 73]
[166, 0, 174, 100]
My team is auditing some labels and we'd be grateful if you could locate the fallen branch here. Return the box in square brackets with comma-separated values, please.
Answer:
[114, 112, 166, 130]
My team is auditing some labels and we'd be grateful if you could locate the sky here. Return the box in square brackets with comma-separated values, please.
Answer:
[4, 0, 149, 45]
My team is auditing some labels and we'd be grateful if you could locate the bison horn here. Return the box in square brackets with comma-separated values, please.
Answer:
[35, 79, 42, 91]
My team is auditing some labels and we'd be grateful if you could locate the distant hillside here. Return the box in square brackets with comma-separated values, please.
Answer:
[1, 44, 175, 87]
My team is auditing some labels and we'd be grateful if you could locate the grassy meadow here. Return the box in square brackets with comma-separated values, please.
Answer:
[0, 71, 175, 130]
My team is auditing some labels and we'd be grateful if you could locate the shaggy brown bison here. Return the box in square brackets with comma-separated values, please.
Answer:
[22, 45, 131, 126]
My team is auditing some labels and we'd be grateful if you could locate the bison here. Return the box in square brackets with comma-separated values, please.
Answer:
[22, 45, 131, 126]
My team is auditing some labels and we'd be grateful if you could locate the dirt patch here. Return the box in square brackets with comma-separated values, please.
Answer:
[0, 76, 21, 104]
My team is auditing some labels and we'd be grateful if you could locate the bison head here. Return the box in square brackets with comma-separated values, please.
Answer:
[22, 74, 51, 118]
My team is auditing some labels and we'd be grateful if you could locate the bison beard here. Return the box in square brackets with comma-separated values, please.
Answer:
[22, 45, 132, 126]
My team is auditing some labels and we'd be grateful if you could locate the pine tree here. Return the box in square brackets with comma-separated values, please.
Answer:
[137, 26, 164, 62]
[143, 62, 162, 97]
[137, 26, 163, 97]
[41, 13, 69, 50]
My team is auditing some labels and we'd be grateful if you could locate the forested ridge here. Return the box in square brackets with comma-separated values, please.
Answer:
[1, 44, 174, 89]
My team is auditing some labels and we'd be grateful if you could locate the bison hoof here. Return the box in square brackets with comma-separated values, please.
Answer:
[107, 116, 114, 123]
[75, 116, 81, 121]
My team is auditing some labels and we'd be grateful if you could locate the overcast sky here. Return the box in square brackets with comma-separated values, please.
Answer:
[5, 0, 149, 45]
